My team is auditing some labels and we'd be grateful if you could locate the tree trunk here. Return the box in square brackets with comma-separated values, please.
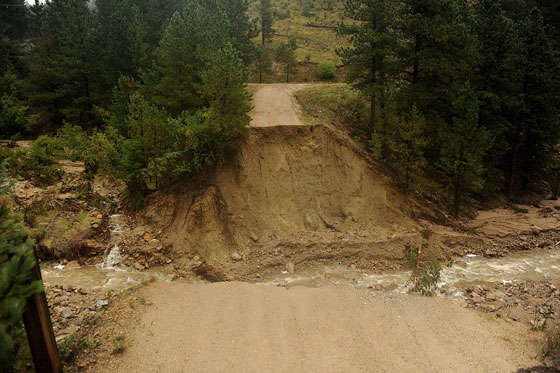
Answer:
[508, 136, 519, 198]
[412, 35, 420, 85]
[369, 95, 376, 142]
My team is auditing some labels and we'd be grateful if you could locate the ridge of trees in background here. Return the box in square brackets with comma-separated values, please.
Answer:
[1, 0, 257, 209]
[337, 0, 560, 216]
[0, 0, 560, 217]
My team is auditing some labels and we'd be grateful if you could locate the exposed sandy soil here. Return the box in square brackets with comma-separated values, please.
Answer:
[249, 84, 321, 127]
[143, 124, 420, 274]
[470, 200, 560, 237]
[100, 282, 536, 373]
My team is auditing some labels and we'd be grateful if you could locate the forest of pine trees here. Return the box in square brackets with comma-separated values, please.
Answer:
[0, 0, 559, 213]
[337, 0, 560, 215]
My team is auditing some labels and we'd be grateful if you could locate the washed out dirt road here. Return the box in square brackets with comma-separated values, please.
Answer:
[98, 84, 537, 372]
[249, 83, 318, 127]
[103, 282, 532, 373]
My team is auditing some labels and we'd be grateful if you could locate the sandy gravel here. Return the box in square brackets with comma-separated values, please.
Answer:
[249, 84, 318, 127]
[103, 282, 531, 373]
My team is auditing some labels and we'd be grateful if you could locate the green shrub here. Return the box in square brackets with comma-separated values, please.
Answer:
[544, 320, 560, 368]
[0, 138, 63, 185]
[316, 61, 335, 80]
[296, 86, 369, 140]
[406, 248, 443, 297]
[0, 161, 44, 370]
[57, 124, 89, 161]
[28, 136, 62, 166]
[57, 334, 90, 363]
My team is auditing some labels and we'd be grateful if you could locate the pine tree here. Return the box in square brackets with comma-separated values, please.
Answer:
[336, 0, 396, 141]
[152, 2, 230, 114]
[507, 8, 560, 195]
[0, 161, 43, 370]
[254, 44, 273, 83]
[439, 84, 490, 216]
[276, 37, 298, 83]
[391, 105, 427, 193]
[92, 0, 150, 106]
[204, 0, 258, 63]
[26, 0, 96, 129]
[199, 43, 251, 139]
[397, 0, 477, 129]
[260, 0, 274, 45]
[0, 0, 27, 42]
[472, 0, 520, 192]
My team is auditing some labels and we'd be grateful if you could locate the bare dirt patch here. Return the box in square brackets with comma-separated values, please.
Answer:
[142, 124, 420, 276]
[249, 84, 323, 127]
[99, 282, 536, 373]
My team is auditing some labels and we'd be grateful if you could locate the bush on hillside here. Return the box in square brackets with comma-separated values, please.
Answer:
[317, 61, 335, 80]
[0, 161, 43, 370]
[544, 320, 560, 368]
[0, 137, 63, 186]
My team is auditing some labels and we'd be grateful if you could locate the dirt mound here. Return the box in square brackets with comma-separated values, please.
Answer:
[143, 125, 419, 269]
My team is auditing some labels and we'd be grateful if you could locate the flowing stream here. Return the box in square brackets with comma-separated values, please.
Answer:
[41, 215, 175, 291]
[262, 248, 560, 299]
[41, 213, 560, 297]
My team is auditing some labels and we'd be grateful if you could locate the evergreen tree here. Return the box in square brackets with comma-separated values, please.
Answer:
[0, 72, 31, 138]
[439, 84, 490, 216]
[391, 105, 427, 193]
[26, 0, 96, 129]
[152, 2, 229, 114]
[507, 8, 560, 195]
[0, 161, 43, 370]
[397, 0, 477, 125]
[472, 0, 520, 193]
[336, 0, 396, 141]
[276, 37, 298, 83]
[0, 0, 27, 42]
[260, 0, 274, 45]
[254, 44, 273, 83]
[199, 43, 251, 139]
[204, 0, 258, 63]
[92, 0, 150, 106]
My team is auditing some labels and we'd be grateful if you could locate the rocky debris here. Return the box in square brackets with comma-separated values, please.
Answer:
[194, 263, 239, 282]
[462, 279, 560, 326]
[231, 252, 242, 261]
[106, 225, 178, 272]
[45, 283, 109, 341]
[450, 230, 560, 259]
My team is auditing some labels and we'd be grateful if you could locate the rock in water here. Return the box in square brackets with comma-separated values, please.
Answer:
[286, 262, 295, 274]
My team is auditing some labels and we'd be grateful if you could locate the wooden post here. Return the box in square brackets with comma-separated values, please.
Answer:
[22, 249, 63, 373]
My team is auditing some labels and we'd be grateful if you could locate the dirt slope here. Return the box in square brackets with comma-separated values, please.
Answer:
[144, 124, 419, 269]
[141, 84, 421, 273]
[102, 282, 532, 373]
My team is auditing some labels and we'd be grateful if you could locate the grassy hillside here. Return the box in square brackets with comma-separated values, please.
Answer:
[248, 0, 347, 82]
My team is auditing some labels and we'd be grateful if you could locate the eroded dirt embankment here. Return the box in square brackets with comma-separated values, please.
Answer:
[143, 124, 421, 274]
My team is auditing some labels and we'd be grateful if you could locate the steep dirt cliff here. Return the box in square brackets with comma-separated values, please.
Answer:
[143, 124, 421, 271]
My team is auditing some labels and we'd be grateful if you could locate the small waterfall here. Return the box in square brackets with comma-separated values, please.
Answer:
[102, 214, 124, 269]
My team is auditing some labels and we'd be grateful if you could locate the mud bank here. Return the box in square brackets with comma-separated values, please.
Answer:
[143, 124, 420, 271]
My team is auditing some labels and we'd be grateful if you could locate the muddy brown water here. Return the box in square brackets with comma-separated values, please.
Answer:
[41, 213, 560, 297]
[41, 214, 178, 291]
[262, 248, 560, 298]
